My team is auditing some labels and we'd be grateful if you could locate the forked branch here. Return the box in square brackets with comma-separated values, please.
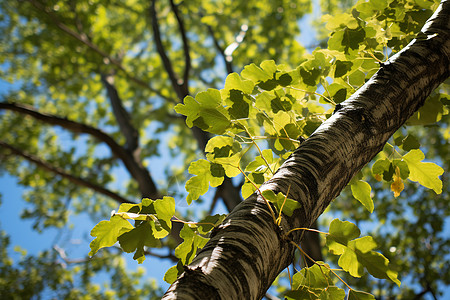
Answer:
[0, 101, 160, 198]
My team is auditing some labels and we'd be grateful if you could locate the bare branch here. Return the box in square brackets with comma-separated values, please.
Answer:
[53, 245, 88, 265]
[0, 101, 160, 199]
[0, 140, 132, 204]
[101, 73, 139, 152]
[169, 0, 191, 91]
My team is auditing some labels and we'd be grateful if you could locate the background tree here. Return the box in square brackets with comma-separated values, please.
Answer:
[0, 0, 449, 299]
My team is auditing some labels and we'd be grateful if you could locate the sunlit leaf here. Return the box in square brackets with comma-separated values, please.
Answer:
[261, 190, 301, 217]
[89, 216, 133, 256]
[175, 224, 209, 265]
[175, 89, 231, 134]
[403, 149, 444, 194]
[118, 222, 160, 264]
[350, 180, 374, 212]
[348, 289, 375, 300]
[185, 159, 224, 204]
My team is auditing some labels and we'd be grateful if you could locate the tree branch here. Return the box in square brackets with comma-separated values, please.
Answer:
[150, 0, 188, 100]
[0, 141, 132, 204]
[101, 73, 139, 152]
[169, 0, 191, 92]
[0, 101, 160, 199]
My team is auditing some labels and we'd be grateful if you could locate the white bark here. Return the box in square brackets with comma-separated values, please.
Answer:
[162, 1, 450, 299]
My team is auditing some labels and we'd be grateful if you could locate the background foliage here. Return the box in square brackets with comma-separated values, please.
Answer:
[0, 0, 449, 299]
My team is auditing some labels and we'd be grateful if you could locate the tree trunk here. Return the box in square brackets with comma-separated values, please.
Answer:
[162, 1, 450, 299]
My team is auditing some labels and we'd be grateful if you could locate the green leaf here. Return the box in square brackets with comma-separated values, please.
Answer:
[285, 286, 321, 300]
[348, 290, 375, 300]
[223, 73, 255, 94]
[89, 216, 134, 256]
[407, 95, 444, 125]
[175, 89, 231, 134]
[371, 159, 390, 175]
[277, 73, 293, 86]
[153, 196, 175, 233]
[330, 233, 401, 286]
[291, 263, 332, 290]
[163, 265, 179, 284]
[337, 236, 377, 277]
[358, 248, 401, 286]
[403, 149, 444, 194]
[372, 158, 395, 181]
[401, 134, 420, 151]
[163, 261, 185, 284]
[118, 222, 160, 264]
[350, 180, 374, 213]
[197, 214, 227, 235]
[205, 136, 241, 177]
[185, 159, 224, 204]
[326, 219, 360, 255]
[326, 83, 348, 103]
[245, 149, 273, 173]
[334, 60, 353, 77]
[117, 203, 140, 213]
[392, 160, 409, 179]
[175, 224, 209, 265]
[228, 89, 250, 119]
[241, 63, 273, 82]
[348, 69, 366, 86]
[260, 60, 278, 74]
[261, 190, 301, 216]
[241, 180, 257, 199]
[319, 287, 346, 300]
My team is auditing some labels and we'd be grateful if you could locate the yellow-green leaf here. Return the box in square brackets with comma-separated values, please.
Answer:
[350, 180, 374, 212]
[89, 216, 133, 256]
[403, 149, 444, 194]
[348, 290, 375, 300]
[185, 159, 224, 204]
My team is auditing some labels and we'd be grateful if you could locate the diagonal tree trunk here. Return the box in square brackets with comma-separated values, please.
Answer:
[162, 1, 450, 298]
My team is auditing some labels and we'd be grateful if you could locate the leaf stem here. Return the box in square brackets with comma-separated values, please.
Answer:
[286, 227, 329, 236]
[237, 165, 277, 224]
[239, 121, 274, 175]
[286, 86, 335, 105]
[171, 216, 216, 227]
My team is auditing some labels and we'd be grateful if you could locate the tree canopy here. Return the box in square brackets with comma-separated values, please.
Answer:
[0, 0, 449, 299]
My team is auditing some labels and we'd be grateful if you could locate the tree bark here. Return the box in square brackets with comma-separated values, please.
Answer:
[162, 1, 450, 299]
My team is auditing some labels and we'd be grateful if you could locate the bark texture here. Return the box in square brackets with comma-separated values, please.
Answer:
[163, 2, 450, 299]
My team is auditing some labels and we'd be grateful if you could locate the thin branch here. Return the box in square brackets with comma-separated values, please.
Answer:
[27, 0, 164, 97]
[144, 250, 178, 262]
[0, 101, 160, 198]
[169, 0, 191, 92]
[150, 0, 187, 100]
[0, 140, 132, 204]
[53, 245, 88, 265]
[205, 23, 234, 74]
[101, 73, 139, 152]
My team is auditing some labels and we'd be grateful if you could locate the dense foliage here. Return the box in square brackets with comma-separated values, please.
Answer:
[0, 0, 448, 299]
